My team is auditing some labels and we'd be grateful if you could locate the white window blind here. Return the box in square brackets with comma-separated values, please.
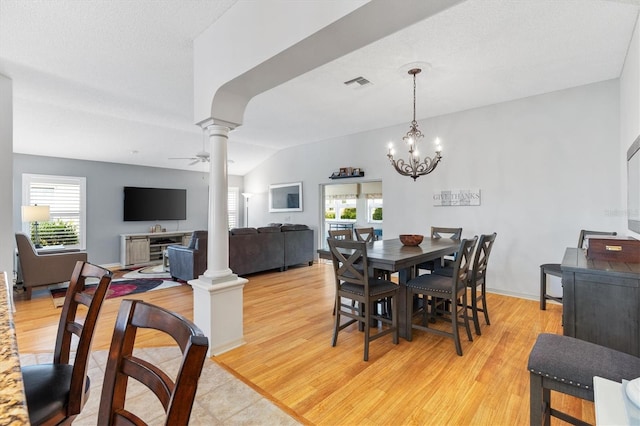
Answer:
[22, 174, 86, 249]
[228, 187, 239, 229]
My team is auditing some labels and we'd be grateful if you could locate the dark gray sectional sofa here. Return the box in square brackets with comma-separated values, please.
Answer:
[228, 224, 314, 276]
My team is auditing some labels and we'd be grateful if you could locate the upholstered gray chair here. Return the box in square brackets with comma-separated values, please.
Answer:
[15, 232, 88, 299]
[167, 230, 207, 281]
[528, 333, 640, 425]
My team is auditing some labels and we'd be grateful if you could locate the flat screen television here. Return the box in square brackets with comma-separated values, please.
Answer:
[123, 187, 187, 221]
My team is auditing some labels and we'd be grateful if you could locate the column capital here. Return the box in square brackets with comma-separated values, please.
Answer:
[196, 117, 239, 131]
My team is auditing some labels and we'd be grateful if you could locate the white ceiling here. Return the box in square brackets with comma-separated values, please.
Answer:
[1, 0, 639, 176]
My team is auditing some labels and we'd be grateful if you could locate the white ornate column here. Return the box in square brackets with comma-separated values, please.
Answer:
[189, 120, 247, 356]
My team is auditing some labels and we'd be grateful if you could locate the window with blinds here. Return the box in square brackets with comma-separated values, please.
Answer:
[22, 174, 86, 249]
[228, 187, 239, 229]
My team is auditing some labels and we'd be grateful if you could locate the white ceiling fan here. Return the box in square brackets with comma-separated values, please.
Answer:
[169, 150, 210, 166]
[169, 131, 210, 165]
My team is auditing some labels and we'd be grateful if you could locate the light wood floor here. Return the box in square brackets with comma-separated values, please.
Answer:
[13, 262, 594, 425]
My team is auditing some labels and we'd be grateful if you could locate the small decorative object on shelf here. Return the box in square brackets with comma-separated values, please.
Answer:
[330, 167, 365, 179]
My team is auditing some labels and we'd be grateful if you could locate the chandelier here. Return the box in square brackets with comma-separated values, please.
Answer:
[387, 68, 442, 181]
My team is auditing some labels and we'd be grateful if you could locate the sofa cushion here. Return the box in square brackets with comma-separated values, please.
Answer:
[257, 226, 282, 233]
[230, 227, 258, 235]
[281, 224, 309, 231]
[267, 223, 282, 227]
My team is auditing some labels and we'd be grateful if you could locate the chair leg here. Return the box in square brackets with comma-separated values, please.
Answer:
[363, 302, 371, 361]
[451, 297, 463, 356]
[529, 373, 551, 426]
[481, 282, 490, 326]
[392, 292, 399, 344]
[461, 294, 473, 343]
[540, 267, 547, 310]
[471, 286, 481, 335]
[332, 295, 340, 347]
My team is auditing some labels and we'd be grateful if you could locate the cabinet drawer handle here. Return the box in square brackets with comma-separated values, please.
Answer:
[605, 245, 622, 252]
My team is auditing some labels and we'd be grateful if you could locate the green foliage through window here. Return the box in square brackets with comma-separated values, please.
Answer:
[340, 208, 357, 220]
[34, 220, 80, 246]
[372, 207, 383, 220]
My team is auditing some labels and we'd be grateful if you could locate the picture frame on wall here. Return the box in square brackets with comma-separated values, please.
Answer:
[269, 182, 303, 212]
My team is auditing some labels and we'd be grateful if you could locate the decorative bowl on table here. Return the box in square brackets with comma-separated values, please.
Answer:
[399, 234, 424, 246]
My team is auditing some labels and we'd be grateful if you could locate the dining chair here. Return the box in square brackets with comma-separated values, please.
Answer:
[97, 299, 209, 425]
[22, 261, 112, 425]
[328, 238, 399, 361]
[540, 229, 616, 310]
[406, 236, 477, 356]
[465, 232, 497, 335]
[354, 227, 376, 242]
[434, 232, 497, 335]
[416, 226, 463, 273]
[328, 229, 353, 240]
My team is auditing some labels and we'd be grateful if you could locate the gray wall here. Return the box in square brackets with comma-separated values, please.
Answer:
[13, 155, 243, 267]
[244, 79, 624, 300]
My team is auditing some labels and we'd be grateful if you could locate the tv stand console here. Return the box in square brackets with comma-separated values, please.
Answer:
[120, 231, 193, 268]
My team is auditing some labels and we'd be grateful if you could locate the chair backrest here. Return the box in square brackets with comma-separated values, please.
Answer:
[188, 230, 208, 250]
[469, 233, 497, 286]
[577, 229, 617, 249]
[15, 232, 38, 260]
[327, 238, 369, 290]
[98, 299, 209, 426]
[431, 227, 463, 240]
[328, 229, 353, 240]
[56, 261, 113, 416]
[451, 237, 478, 295]
[354, 227, 376, 243]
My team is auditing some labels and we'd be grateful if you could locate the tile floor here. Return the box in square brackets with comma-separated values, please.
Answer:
[20, 347, 301, 425]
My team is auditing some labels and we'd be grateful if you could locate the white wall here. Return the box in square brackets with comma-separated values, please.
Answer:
[0, 74, 13, 276]
[621, 14, 640, 240]
[244, 80, 621, 299]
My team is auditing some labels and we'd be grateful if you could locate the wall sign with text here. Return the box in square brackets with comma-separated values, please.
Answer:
[433, 189, 481, 206]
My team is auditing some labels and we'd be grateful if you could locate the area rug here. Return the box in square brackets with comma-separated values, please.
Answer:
[121, 264, 172, 279]
[49, 278, 181, 308]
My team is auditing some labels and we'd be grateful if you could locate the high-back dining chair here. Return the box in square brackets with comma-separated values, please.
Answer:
[328, 238, 399, 361]
[354, 227, 376, 243]
[466, 233, 497, 335]
[406, 237, 477, 356]
[434, 232, 498, 335]
[97, 299, 209, 425]
[416, 226, 463, 273]
[22, 261, 112, 425]
[540, 229, 616, 310]
[328, 229, 353, 240]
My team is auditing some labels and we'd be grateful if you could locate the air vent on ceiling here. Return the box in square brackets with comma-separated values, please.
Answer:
[343, 76, 372, 88]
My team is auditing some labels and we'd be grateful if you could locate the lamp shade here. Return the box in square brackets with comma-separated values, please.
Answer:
[22, 205, 50, 222]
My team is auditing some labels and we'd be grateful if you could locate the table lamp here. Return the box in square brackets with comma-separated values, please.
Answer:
[21, 205, 50, 248]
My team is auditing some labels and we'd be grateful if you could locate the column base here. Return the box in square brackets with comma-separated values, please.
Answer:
[189, 274, 248, 356]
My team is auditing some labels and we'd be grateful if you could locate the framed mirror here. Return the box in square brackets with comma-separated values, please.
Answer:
[269, 182, 303, 212]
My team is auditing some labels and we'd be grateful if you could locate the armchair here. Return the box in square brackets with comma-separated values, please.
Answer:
[167, 230, 207, 281]
[15, 232, 88, 300]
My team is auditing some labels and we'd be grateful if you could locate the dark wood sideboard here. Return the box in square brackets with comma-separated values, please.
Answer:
[561, 247, 640, 356]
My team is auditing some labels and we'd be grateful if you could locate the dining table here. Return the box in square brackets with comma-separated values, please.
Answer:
[317, 237, 459, 339]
